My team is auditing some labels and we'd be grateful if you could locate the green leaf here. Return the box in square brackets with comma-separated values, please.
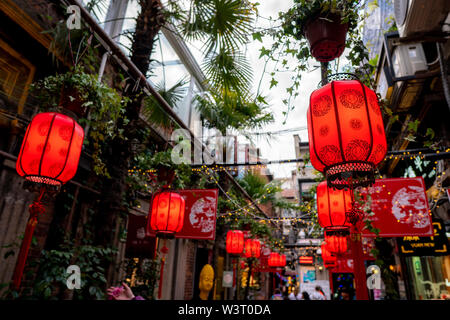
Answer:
[259, 46, 270, 58]
[252, 32, 262, 42]
[270, 78, 278, 88]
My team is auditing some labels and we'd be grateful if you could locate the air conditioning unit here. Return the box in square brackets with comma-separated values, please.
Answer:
[394, 0, 450, 38]
[391, 43, 428, 78]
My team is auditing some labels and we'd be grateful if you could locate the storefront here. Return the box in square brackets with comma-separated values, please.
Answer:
[397, 219, 450, 300]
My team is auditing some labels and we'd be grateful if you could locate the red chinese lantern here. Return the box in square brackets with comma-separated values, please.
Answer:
[325, 233, 348, 255]
[148, 191, 185, 237]
[268, 252, 286, 267]
[268, 252, 279, 267]
[244, 239, 261, 258]
[279, 254, 286, 267]
[307, 77, 387, 189]
[16, 112, 84, 186]
[321, 243, 336, 268]
[317, 181, 353, 230]
[13, 112, 84, 289]
[226, 230, 244, 255]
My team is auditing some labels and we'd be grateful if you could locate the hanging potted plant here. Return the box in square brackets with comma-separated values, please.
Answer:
[282, 0, 360, 62]
[30, 67, 128, 177]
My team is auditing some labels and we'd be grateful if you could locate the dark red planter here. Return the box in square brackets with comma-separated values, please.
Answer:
[59, 87, 87, 118]
[304, 14, 348, 62]
[156, 165, 175, 187]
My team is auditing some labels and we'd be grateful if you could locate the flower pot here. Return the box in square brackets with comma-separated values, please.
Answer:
[59, 87, 87, 118]
[304, 13, 349, 62]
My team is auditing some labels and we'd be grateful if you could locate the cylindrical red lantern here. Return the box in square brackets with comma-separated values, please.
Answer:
[325, 233, 348, 255]
[226, 230, 244, 255]
[148, 191, 185, 237]
[268, 252, 279, 267]
[316, 181, 353, 231]
[16, 112, 84, 186]
[279, 254, 286, 267]
[321, 243, 336, 268]
[13, 112, 84, 289]
[244, 239, 261, 258]
[307, 77, 387, 189]
[268, 252, 286, 267]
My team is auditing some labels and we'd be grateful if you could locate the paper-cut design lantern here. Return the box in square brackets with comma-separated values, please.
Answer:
[307, 79, 387, 189]
[148, 191, 185, 237]
[16, 112, 84, 186]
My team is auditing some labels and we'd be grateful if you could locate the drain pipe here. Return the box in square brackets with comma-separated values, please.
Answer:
[437, 42, 450, 114]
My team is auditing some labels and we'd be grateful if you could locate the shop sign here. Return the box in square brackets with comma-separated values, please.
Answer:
[360, 177, 433, 237]
[299, 256, 314, 265]
[397, 220, 449, 256]
[125, 213, 157, 258]
[222, 271, 234, 288]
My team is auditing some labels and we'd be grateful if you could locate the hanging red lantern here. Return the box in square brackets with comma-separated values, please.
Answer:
[307, 77, 387, 189]
[317, 181, 353, 230]
[325, 233, 348, 255]
[268, 252, 286, 267]
[244, 239, 261, 258]
[16, 112, 85, 186]
[321, 243, 336, 268]
[279, 254, 286, 267]
[226, 230, 244, 255]
[13, 112, 84, 289]
[148, 191, 185, 237]
[268, 252, 279, 267]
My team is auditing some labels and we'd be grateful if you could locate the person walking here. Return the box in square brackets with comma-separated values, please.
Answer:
[310, 286, 326, 300]
[271, 288, 283, 300]
[298, 291, 310, 300]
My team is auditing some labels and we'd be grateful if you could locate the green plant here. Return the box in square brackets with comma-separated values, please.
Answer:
[142, 79, 188, 129]
[257, 0, 371, 122]
[30, 67, 129, 177]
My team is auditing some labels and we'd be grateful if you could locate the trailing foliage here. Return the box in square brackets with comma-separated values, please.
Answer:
[30, 67, 129, 177]
[255, 0, 374, 122]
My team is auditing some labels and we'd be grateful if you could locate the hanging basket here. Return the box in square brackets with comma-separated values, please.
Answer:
[59, 87, 87, 118]
[156, 165, 175, 187]
[304, 13, 348, 62]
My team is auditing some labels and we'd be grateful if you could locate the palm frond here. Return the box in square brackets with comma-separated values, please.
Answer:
[143, 78, 188, 129]
[202, 48, 253, 95]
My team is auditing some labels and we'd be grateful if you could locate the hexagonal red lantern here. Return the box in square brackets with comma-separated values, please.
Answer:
[244, 239, 261, 258]
[325, 233, 348, 255]
[226, 230, 244, 255]
[307, 77, 387, 189]
[16, 112, 84, 186]
[148, 191, 185, 238]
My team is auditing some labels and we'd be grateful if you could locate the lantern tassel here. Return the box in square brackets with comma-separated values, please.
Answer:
[12, 188, 46, 289]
